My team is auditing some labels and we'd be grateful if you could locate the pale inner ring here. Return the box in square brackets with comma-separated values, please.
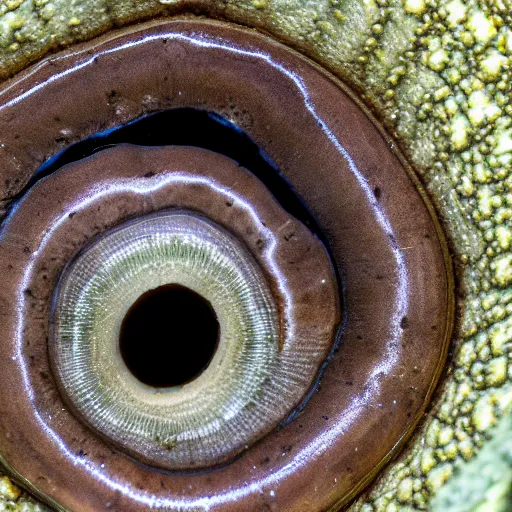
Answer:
[52, 211, 278, 464]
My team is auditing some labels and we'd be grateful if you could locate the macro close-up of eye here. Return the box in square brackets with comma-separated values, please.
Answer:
[0, 2, 511, 512]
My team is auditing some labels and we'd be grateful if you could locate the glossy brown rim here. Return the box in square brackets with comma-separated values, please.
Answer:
[43, 145, 340, 471]
[0, 18, 453, 512]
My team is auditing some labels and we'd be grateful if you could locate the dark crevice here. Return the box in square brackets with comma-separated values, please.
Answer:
[19, 107, 326, 244]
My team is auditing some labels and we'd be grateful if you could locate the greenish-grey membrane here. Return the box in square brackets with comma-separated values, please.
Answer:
[431, 412, 512, 512]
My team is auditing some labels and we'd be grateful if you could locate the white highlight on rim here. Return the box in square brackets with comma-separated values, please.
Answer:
[9, 28, 410, 509]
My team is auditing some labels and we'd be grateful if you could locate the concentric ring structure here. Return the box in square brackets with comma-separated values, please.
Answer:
[48, 146, 341, 471]
[0, 19, 453, 512]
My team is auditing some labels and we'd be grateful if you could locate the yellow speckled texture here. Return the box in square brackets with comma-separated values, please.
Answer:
[0, 0, 511, 511]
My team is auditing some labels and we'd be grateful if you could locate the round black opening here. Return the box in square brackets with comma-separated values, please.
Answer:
[119, 284, 219, 388]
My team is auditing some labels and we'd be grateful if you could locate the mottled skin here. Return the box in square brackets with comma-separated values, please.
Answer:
[0, 1, 511, 511]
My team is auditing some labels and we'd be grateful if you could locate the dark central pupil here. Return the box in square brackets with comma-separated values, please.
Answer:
[119, 284, 219, 388]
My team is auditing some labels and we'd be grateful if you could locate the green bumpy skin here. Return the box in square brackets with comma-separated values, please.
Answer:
[0, 1, 511, 511]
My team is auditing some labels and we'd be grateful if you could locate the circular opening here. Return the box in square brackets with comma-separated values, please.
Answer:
[119, 284, 220, 388]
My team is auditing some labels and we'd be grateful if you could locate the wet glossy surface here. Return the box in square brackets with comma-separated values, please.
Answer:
[0, 19, 453, 512]
[41, 145, 339, 471]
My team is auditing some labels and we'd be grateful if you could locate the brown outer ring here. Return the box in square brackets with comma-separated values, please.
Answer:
[0, 19, 454, 512]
